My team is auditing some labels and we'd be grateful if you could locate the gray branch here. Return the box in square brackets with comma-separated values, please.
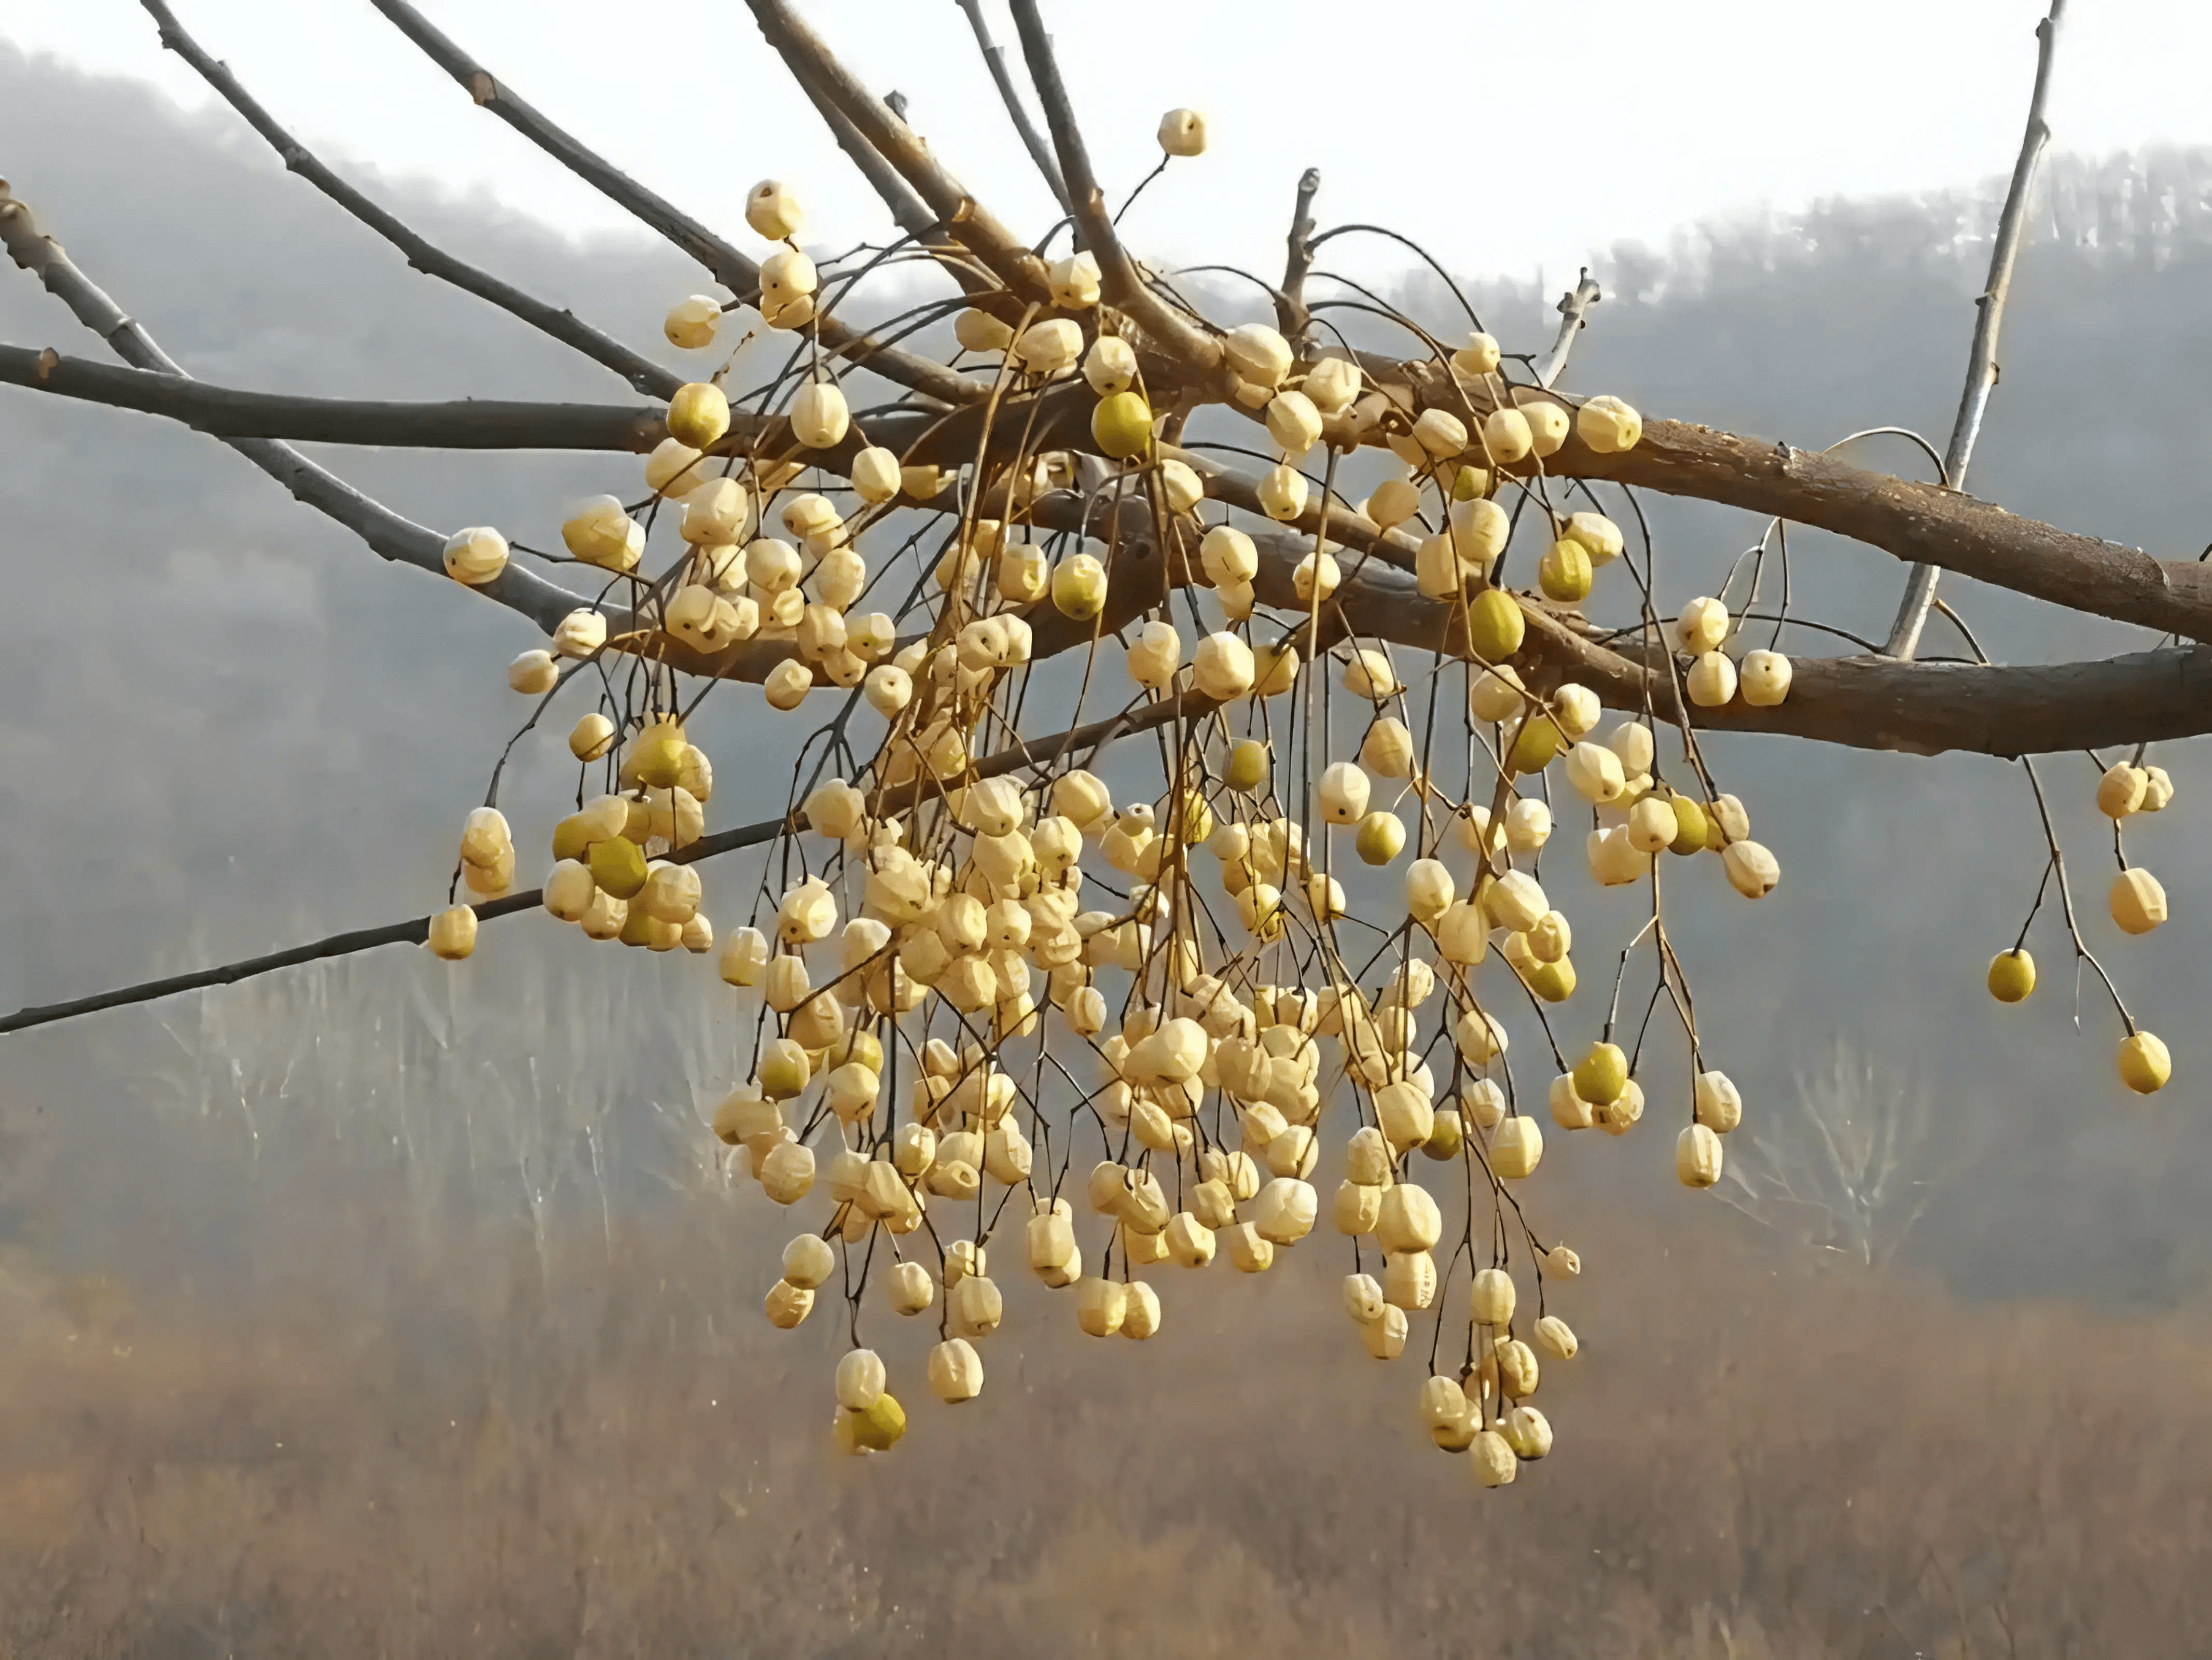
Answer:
[365, 0, 982, 406]
[0, 184, 588, 635]
[139, 0, 682, 399]
[1884, 0, 2066, 659]
[1533, 268, 1603, 390]
[953, 0, 1072, 216]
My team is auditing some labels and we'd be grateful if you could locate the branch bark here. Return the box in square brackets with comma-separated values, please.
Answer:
[1005, 0, 1226, 381]
[1884, 0, 2066, 658]
[744, 0, 1055, 309]
[953, 0, 1072, 216]
[0, 345, 669, 450]
[364, 0, 984, 406]
[1533, 269, 1602, 390]
[1278, 168, 1321, 349]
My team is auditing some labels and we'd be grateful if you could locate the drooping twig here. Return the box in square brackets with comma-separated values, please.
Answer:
[1278, 169, 1322, 348]
[365, 0, 982, 406]
[952, 0, 1072, 216]
[1884, 0, 2066, 659]
[139, 0, 683, 400]
[1533, 269, 1603, 390]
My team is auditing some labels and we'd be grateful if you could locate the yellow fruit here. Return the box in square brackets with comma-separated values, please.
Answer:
[1524, 956, 1576, 1003]
[1668, 795, 1708, 856]
[588, 835, 648, 900]
[666, 382, 730, 451]
[1468, 588, 1525, 662]
[1509, 715, 1561, 776]
[850, 1392, 907, 1451]
[1356, 810, 1406, 866]
[1227, 739, 1269, 794]
[1091, 390, 1154, 460]
[2118, 1031, 2171, 1095]
[630, 725, 687, 790]
[1538, 538, 1593, 603]
[1987, 949, 2036, 1004]
[1420, 1109, 1464, 1162]
[1571, 1042, 1627, 1106]
[1052, 554, 1108, 619]
[427, 905, 477, 961]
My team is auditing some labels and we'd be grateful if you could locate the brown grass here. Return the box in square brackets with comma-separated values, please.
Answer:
[0, 1191, 2204, 1659]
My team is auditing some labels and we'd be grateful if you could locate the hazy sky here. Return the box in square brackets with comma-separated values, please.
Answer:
[11, 1, 2211, 285]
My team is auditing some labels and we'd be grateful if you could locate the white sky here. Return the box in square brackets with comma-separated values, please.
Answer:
[9, 1, 2212, 287]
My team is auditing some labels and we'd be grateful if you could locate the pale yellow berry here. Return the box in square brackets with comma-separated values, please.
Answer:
[744, 179, 803, 241]
[1577, 394, 1642, 453]
[442, 525, 508, 586]
[1157, 107, 1207, 156]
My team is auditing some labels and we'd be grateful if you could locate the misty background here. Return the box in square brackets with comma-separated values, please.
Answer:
[2, 38, 2210, 1655]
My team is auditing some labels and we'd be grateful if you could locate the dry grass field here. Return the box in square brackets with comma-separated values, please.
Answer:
[0, 1186, 2201, 1658]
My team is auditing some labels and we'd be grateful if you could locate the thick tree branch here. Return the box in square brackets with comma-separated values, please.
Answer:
[1885, 0, 2066, 658]
[1005, 0, 1225, 381]
[1563, 417, 2212, 642]
[743, 0, 1055, 308]
[364, 0, 984, 406]
[0, 345, 670, 449]
[780, 47, 941, 240]
[139, 0, 683, 400]
[953, 0, 1072, 216]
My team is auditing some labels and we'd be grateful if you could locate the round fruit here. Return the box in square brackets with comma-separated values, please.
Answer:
[1468, 589, 1525, 662]
[1538, 539, 1593, 603]
[1090, 390, 1154, 460]
[1509, 715, 1561, 775]
[2118, 1031, 2171, 1095]
[1571, 1042, 1627, 1108]
[1986, 949, 2036, 1004]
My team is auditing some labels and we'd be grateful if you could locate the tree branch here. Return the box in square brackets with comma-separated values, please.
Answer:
[1278, 168, 1321, 349]
[0, 184, 587, 634]
[0, 345, 670, 450]
[363, 0, 984, 406]
[952, 0, 1071, 216]
[743, 0, 1055, 308]
[780, 44, 941, 240]
[1005, 0, 1225, 380]
[1533, 268, 1602, 390]
[139, 0, 683, 401]
[1884, 0, 2066, 658]
[0, 681, 1218, 1038]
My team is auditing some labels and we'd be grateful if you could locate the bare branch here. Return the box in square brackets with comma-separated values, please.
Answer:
[1533, 268, 1602, 390]
[1006, 0, 1225, 380]
[744, 0, 1055, 307]
[139, 0, 682, 400]
[780, 47, 941, 239]
[1278, 168, 1321, 348]
[364, 0, 984, 406]
[1885, 0, 2066, 658]
[0, 681, 1220, 1037]
[0, 184, 586, 634]
[952, 0, 1072, 215]
[0, 345, 668, 450]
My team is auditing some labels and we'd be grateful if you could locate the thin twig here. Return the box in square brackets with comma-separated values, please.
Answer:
[139, 0, 683, 399]
[952, 0, 1072, 215]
